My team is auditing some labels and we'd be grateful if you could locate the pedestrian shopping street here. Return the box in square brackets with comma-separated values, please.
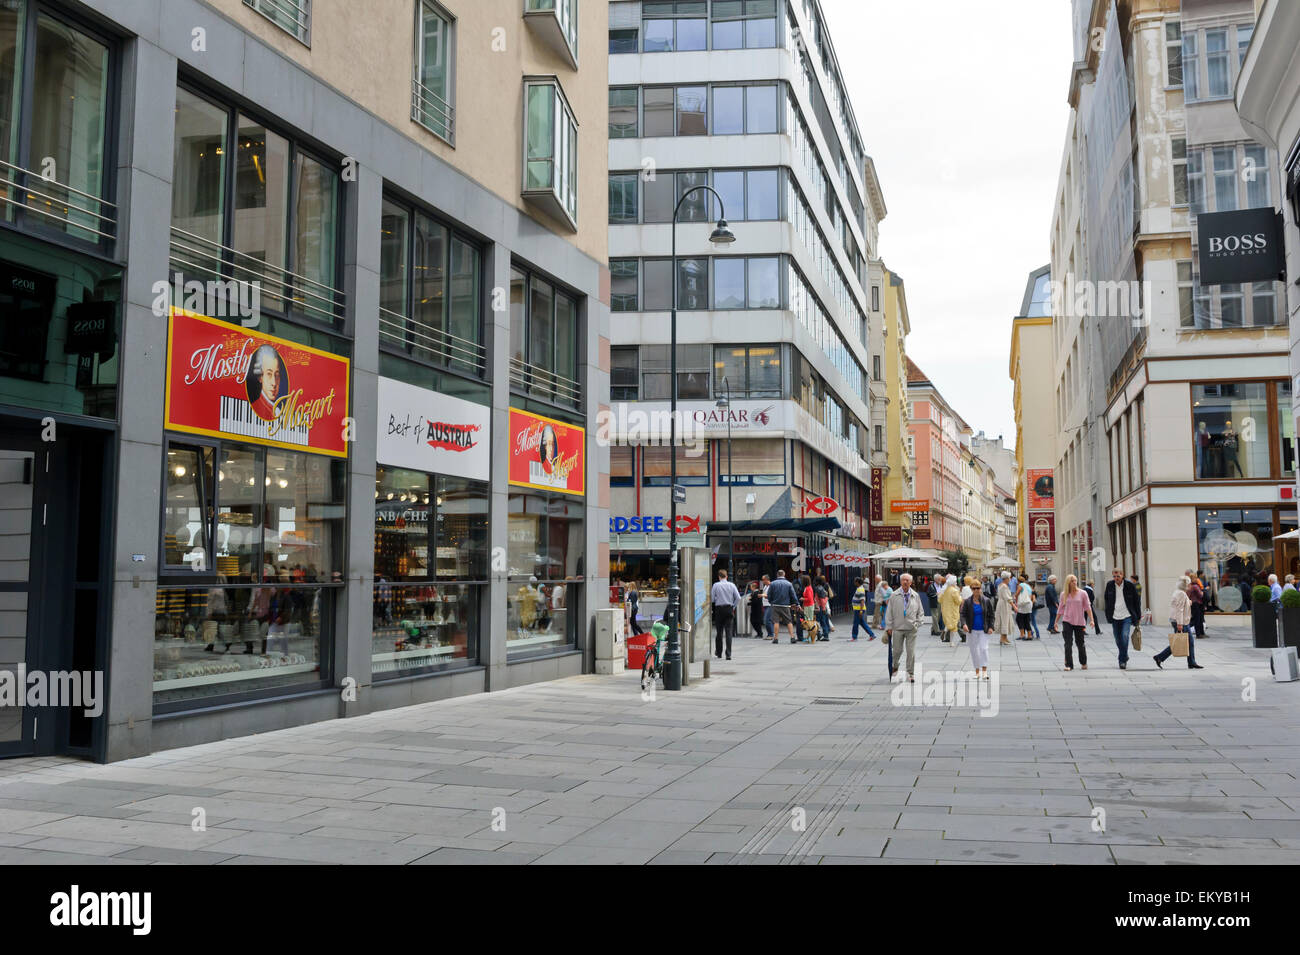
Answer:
[1, 614, 1296, 865]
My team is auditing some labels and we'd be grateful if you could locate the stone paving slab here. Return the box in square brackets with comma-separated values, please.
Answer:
[0, 617, 1297, 863]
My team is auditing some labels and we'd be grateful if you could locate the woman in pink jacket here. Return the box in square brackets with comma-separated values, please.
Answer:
[1058, 574, 1095, 671]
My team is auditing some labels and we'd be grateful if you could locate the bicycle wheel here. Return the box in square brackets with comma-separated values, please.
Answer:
[640, 648, 657, 690]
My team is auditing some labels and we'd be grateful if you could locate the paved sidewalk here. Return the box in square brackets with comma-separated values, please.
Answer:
[1, 614, 1297, 864]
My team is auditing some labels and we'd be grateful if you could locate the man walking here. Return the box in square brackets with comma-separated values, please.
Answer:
[885, 572, 925, 682]
[928, 576, 943, 636]
[760, 574, 773, 638]
[766, 569, 799, 645]
[873, 575, 890, 629]
[1103, 568, 1141, 670]
[850, 576, 875, 640]
[1045, 575, 1060, 633]
[710, 569, 741, 660]
[1083, 579, 1101, 634]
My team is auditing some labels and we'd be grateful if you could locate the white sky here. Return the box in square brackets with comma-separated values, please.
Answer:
[821, 0, 1074, 449]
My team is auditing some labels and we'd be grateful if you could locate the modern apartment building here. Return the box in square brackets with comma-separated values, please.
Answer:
[605, 0, 885, 601]
[0, 0, 609, 762]
[1052, 0, 1290, 612]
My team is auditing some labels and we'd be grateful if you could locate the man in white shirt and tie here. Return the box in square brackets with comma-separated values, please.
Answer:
[710, 569, 742, 660]
[885, 573, 925, 682]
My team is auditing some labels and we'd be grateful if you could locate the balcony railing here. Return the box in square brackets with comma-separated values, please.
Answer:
[0, 158, 116, 243]
[169, 226, 345, 326]
[243, 0, 311, 44]
[411, 78, 455, 144]
[510, 355, 582, 408]
[378, 305, 487, 378]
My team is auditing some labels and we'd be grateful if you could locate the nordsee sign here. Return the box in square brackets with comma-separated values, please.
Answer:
[1196, 207, 1285, 286]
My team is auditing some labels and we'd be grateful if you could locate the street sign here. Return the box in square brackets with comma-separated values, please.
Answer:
[672, 484, 686, 504]
[911, 511, 929, 526]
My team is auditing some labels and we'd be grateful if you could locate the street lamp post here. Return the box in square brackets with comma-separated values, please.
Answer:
[716, 377, 735, 582]
[664, 185, 735, 692]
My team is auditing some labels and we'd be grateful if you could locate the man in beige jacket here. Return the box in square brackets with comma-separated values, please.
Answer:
[885, 572, 925, 681]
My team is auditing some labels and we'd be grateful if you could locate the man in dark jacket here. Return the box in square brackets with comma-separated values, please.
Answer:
[1188, 573, 1206, 639]
[1082, 580, 1101, 634]
[1103, 568, 1142, 670]
[1045, 575, 1060, 633]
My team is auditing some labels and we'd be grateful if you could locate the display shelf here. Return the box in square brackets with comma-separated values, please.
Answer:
[507, 631, 568, 649]
[371, 645, 459, 662]
[151, 662, 318, 690]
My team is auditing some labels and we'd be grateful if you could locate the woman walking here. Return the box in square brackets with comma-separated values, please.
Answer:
[747, 580, 767, 639]
[1154, 576, 1203, 670]
[995, 571, 1016, 646]
[626, 581, 643, 636]
[939, 574, 963, 643]
[799, 574, 815, 643]
[1015, 575, 1035, 640]
[1058, 574, 1094, 671]
[813, 575, 832, 642]
[961, 584, 995, 679]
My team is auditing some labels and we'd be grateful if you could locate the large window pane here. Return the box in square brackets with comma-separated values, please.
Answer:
[412, 212, 446, 362]
[611, 257, 638, 311]
[745, 84, 777, 133]
[611, 347, 638, 400]
[1245, 144, 1270, 208]
[509, 266, 526, 364]
[746, 168, 779, 219]
[373, 582, 478, 676]
[643, 86, 674, 137]
[1198, 507, 1273, 612]
[712, 86, 743, 134]
[417, 1, 452, 139]
[713, 258, 745, 309]
[554, 292, 577, 387]
[375, 466, 431, 580]
[172, 88, 228, 250]
[747, 255, 780, 308]
[643, 170, 674, 222]
[525, 83, 554, 189]
[1280, 380, 1295, 479]
[643, 445, 709, 485]
[1213, 146, 1237, 211]
[379, 199, 409, 316]
[31, 14, 108, 240]
[264, 450, 345, 582]
[609, 87, 637, 138]
[163, 445, 214, 568]
[714, 345, 746, 394]
[745, 15, 776, 48]
[609, 172, 637, 223]
[643, 258, 673, 310]
[748, 345, 781, 396]
[447, 236, 479, 367]
[676, 16, 706, 50]
[292, 153, 338, 303]
[1205, 28, 1229, 97]
[234, 115, 290, 285]
[437, 474, 489, 580]
[507, 492, 548, 578]
[642, 17, 674, 52]
[712, 169, 744, 222]
[676, 170, 708, 222]
[712, 18, 741, 49]
[676, 85, 707, 135]
[216, 447, 263, 581]
[677, 257, 708, 309]
[0, 4, 22, 174]
[529, 276, 554, 393]
[1192, 382, 1268, 479]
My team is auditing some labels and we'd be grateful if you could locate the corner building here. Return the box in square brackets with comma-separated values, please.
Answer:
[604, 0, 886, 606]
[0, 0, 609, 762]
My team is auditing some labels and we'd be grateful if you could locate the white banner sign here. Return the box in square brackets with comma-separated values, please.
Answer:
[376, 376, 490, 481]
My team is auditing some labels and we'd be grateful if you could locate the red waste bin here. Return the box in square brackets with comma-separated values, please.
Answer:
[626, 633, 654, 670]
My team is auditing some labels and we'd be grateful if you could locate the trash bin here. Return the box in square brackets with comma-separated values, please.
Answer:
[626, 633, 655, 670]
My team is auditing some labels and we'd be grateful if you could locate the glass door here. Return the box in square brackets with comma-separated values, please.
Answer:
[0, 440, 36, 754]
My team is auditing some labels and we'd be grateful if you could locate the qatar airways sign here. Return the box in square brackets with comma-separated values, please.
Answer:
[1197, 208, 1285, 286]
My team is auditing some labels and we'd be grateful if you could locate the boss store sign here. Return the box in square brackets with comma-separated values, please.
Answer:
[1197, 207, 1286, 286]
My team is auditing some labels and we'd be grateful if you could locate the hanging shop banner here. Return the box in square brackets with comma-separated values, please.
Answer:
[912, 528, 931, 541]
[870, 469, 883, 521]
[871, 525, 903, 543]
[1028, 511, 1056, 553]
[164, 308, 350, 457]
[1026, 469, 1054, 509]
[1196, 207, 1286, 286]
[376, 376, 490, 481]
[508, 408, 585, 496]
[804, 496, 838, 515]
[891, 499, 929, 513]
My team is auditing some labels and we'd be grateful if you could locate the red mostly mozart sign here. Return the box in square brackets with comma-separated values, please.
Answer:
[164, 308, 351, 458]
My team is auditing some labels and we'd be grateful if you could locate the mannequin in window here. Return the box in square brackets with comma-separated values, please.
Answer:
[1196, 421, 1212, 477]
[1221, 419, 1243, 477]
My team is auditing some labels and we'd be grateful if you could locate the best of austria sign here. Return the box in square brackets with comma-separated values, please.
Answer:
[1196, 207, 1285, 286]
[376, 376, 490, 481]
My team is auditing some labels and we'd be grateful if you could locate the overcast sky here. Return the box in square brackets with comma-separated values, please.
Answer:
[822, 0, 1074, 450]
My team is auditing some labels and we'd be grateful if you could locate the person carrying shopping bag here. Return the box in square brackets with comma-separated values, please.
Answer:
[1154, 576, 1204, 670]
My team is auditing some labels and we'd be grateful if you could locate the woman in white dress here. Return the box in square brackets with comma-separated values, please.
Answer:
[995, 571, 1016, 646]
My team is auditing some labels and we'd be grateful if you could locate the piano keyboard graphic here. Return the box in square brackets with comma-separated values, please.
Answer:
[219, 396, 310, 446]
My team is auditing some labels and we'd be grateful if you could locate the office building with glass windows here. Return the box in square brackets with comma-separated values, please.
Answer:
[605, 0, 885, 610]
[0, 0, 608, 762]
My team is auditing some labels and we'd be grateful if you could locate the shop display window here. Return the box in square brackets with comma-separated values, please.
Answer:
[1191, 383, 1269, 480]
[507, 490, 582, 656]
[373, 466, 487, 675]
[1197, 507, 1274, 612]
[153, 585, 327, 706]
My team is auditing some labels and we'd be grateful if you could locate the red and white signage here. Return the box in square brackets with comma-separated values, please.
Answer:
[804, 496, 838, 515]
[164, 308, 350, 457]
[509, 408, 585, 497]
[376, 376, 490, 481]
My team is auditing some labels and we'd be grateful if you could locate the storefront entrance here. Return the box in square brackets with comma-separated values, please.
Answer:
[0, 422, 112, 758]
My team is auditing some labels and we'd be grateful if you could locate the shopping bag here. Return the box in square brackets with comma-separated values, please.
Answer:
[1131, 625, 1142, 651]
[1169, 632, 1189, 657]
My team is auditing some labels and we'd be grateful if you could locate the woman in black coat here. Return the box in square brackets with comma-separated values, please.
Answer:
[960, 589, 995, 680]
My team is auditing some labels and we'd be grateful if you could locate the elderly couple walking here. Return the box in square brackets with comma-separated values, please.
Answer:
[884, 573, 995, 681]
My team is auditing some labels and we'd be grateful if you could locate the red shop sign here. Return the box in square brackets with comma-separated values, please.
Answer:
[508, 408, 585, 497]
[164, 308, 350, 457]
[805, 496, 838, 515]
